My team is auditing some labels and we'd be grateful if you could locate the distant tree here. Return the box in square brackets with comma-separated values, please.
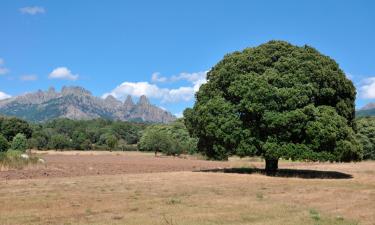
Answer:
[71, 131, 87, 150]
[80, 139, 92, 150]
[138, 126, 175, 156]
[0, 117, 32, 141]
[356, 117, 375, 160]
[105, 135, 118, 150]
[111, 122, 141, 144]
[0, 134, 9, 152]
[49, 134, 70, 150]
[184, 41, 362, 173]
[11, 133, 28, 152]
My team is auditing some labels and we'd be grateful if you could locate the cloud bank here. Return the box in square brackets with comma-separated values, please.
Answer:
[359, 77, 375, 99]
[48, 67, 79, 81]
[103, 71, 207, 103]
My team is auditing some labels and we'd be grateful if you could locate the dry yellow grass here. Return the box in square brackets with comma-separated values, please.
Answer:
[0, 153, 374, 225]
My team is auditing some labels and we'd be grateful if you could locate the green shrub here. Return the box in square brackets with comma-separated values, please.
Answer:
[0, 134, 9, 152]
[11, 133, 28, 152]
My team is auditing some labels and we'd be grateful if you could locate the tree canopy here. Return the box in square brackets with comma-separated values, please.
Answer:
[356, 117, 375, 160]
[184, 40, 362, 173]
[11, 133, 27, 152]
[138, 119, 198, 156]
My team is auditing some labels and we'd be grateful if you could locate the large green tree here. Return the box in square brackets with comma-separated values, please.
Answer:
[184, 41, 362, 173]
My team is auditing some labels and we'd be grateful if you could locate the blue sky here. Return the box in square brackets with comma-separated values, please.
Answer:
[0, 1, 374, 116]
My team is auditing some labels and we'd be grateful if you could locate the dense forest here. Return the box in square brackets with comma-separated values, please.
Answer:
[0, 116, 197, 155]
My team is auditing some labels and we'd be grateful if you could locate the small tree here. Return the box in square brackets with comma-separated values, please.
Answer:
[138, 127, 175, 156]
[11, 133, 27, 152]
[106, 135, 118, 150]
[0, 134, 9, 152]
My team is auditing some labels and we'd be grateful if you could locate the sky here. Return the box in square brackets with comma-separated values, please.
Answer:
[0, 0, 375, 116]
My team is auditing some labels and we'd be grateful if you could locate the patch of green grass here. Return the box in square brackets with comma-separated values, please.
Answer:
[309, 209, 320, 221]
[166, 198, 182, 205]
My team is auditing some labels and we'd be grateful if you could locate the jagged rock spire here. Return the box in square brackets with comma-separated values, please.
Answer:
[124, 95, 134, 106]
[138, 95, 150, 105]
[104, 95, 121, 107]
[61, 86, 92, 96]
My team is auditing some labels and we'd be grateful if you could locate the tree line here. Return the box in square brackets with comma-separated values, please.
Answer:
[0, 116, 198, 155]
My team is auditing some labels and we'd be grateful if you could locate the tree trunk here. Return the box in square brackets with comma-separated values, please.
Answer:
[265, 158, 278, 175]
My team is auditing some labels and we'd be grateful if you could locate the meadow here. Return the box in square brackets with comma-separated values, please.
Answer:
[0, 151, 374, 225]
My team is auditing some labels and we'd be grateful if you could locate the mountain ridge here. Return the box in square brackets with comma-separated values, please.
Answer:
[0, 86, 176, 123]
[356, 102, 375, 117]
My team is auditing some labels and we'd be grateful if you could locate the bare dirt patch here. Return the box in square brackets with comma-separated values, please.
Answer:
[0, 151, 229, 180]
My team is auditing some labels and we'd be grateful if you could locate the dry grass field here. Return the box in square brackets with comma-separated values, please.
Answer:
[0, 151, 374, 225]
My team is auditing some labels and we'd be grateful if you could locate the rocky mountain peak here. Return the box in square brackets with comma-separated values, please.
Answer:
[104, 95, 121, 107]
[61, 86, 92, 96]
[138, 95, 150, 105]
[124, 95, 134, 107]
[0, 86, 176, 123]
[361, 103, 375, 110]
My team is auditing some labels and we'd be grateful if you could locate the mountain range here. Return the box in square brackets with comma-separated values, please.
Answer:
[0, 86, 176, 123]
[357, 103, 375, 117]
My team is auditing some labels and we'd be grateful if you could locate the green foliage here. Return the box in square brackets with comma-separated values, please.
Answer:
[184, 41, 362, 168]
[11, 133, 28, 152]
[138, 119, 198, 155]
[48, 134, 70, 150]
[0, 116, 32, 141]
[28, 118, 147, 151]
[105, 134, 118, 150]
[138, 127, 175, 155]
[356, 117, 375, 159]
[0, 134, 9, 152]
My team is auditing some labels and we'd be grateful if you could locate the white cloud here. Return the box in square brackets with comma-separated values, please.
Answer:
[151, 72, 167, 83]
[174, 112, 183, 118]
[48, 67, 79, 81]
[19, 6, 45, 15]
[20, 74, 38, 81]
[359, 77, 375, 99]
[151, 71, 207, 84]
[0, 91, 11, 100]
[103, 71, 207, 103]
[0, 58, 9, 75]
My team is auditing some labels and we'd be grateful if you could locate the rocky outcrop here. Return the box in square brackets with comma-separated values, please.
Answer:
[0, 86, 176, 123]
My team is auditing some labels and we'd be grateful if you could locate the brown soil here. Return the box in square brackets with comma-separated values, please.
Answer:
[0, 152, 229, 180]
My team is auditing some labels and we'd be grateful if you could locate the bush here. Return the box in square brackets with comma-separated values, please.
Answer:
[0, 134, 9, 152]
[11, 133, 28, 152]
